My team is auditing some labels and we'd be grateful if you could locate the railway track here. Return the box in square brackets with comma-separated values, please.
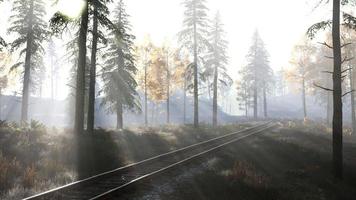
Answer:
[23, 122, 276, 200]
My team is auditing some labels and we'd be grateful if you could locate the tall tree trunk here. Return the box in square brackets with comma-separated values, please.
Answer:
[21, 0, 34, 124]
[145, 64, 148, 126]
[245, 104, 248, 117]
[74, 1, 89, 134]
[116, 101, 123, 129]
[87, 3, 99, 134]
[213, 64, 218, 127]
[207, 79, 212, 100]
[183, 75, 187, 124]
[302, 76, 307, 119]
[50, 45, 55, 125]
[55, 74, 59, 99]
[332, 0, 343, 179]
[349, 68, 356, 135]
[151, 103, 155, 125]
[245, 87, 248, 118]
[166, 54, 170, 124]
[327, 92, 332, 125]
[39, 84, 43, 98]
[51, 50, 54, 101]
[253, 82, 258, 120]
[229, 101, 232, 114]
[193, 2, 199, 128]
[263, 85, 267, 118]
[0, 88, 2, 121]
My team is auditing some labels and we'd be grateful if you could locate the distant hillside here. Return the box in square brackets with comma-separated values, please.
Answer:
[3, 92, 350, 128]
[266, 93, 352, 123]
[0, 92, 239, 128]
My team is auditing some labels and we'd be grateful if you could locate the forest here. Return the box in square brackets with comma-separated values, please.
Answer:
[0, 0, 356, 199]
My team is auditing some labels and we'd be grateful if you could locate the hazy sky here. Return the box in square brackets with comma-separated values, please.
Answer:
[0, 0, 331, 111]
[126, 0, 330, 73]
[125, 0, 330, 113]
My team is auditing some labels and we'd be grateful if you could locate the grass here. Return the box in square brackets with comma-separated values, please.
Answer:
[0, 121, 250, 199]
[156, 120, 356, 200]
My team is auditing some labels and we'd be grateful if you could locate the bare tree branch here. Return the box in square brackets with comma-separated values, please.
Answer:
[341, 42, 352, 48]
[321, 71, 334, 74]
[343, 90, 355, 97]
[66, 84, 76, 89]
[318, 42, 333, 49]
[325, 56, 334, 59]
[341, 67, 353, 74]
[341, 56, 354, 64]
[314, 82, 333, 92]
[312, 0, 326, 11]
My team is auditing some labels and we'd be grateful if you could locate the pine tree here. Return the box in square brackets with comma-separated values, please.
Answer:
[289, 39, 317, 119]
[206, 12, 231, 127]
[47, 38, 58, 101]
[64, 34, 90, 125]
[0, 50, 8, 120]
[275, 67, 287, 96]
[8, 0, 48, 123]
[87, 0, 118, 133]
[0, 0, 5, 50]
[307, 0, 356, 179]
[243, 31, 272, 119]
[237, 64, 255, 118]
[50, 0, 89, 134]
[236, 78, 252, 117]
[50, 0, 115, 133]
[342, 29, 356, 135]
[179, 0, 210, 127]
[330, 0, 343, 179]
[101, 0, 140, 129]
[74, 1, 89, 134]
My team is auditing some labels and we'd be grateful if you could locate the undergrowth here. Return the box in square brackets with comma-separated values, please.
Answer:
[0, 121, 248, 199]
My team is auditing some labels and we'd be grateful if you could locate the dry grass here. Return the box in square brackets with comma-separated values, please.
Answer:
[159, 120, 356, 200]
[0, 121, 248, 199]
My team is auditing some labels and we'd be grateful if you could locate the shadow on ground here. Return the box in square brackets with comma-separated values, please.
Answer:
[161, 124, 356, 200]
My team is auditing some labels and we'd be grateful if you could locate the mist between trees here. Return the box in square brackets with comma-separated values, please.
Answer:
[0, 0, 355, 181]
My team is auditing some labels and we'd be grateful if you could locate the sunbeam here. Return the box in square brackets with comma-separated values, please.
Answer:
[57, 0, 85, 19]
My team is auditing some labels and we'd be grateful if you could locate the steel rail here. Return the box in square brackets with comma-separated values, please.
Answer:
[23, 122, 274, 200]
[90, 123, 276, 200]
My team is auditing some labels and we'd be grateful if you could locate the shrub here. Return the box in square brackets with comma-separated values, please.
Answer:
[228, 161, 267, 187]
[0, 152, 21, 190]
[23, 165, 36, 188]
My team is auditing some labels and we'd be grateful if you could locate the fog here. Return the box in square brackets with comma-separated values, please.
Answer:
[0, 0, 356, 199]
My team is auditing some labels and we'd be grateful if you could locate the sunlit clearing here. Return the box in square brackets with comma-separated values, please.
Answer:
[57, 0, 85, 19]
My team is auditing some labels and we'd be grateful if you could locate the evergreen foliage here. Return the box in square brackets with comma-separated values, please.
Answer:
[241, 31, 273, 119]
[8, 0, 48, 122]
[179, 0, 210, 127]
[101, 0, 140, 129]
[205, 12, 232, 126]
